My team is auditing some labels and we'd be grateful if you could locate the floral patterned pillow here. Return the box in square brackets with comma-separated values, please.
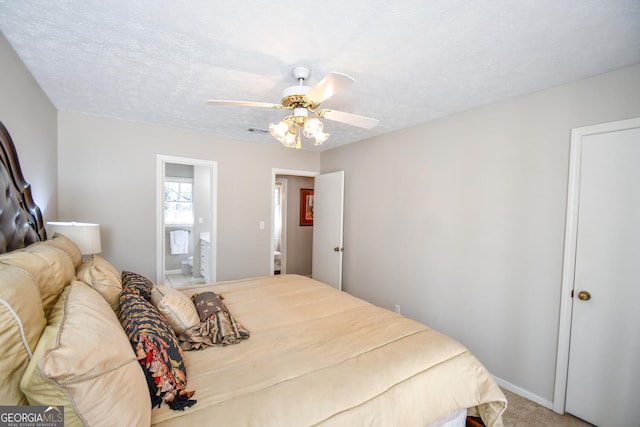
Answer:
[118, 291, 196, 410]
[121, 270, 153, 301]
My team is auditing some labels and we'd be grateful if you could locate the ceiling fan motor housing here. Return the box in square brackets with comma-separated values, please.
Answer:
[281, 85, 317, 109]
[281, 66, 319, 109]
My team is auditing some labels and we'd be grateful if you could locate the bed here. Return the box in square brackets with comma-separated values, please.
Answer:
[0, 120, 506, 426]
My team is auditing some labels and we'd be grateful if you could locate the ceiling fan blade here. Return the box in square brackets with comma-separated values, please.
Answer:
[319, 109, 379, 129]
[206, 100, 281, 109]
[305, 72, 355, 105]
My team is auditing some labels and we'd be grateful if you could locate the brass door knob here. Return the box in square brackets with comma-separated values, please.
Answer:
[577, 291, 591, 301]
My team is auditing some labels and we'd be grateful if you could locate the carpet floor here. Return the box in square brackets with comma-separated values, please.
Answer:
[500, 389, 594, 426]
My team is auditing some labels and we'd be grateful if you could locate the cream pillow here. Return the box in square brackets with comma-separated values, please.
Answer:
[42, 232, 83, 269]
[75, 255, 122, 311]
[151, 285, 200, 334]
[20, 281, 151, 427]
[0, 264, 47, 405]
[0, 244, 75, 316]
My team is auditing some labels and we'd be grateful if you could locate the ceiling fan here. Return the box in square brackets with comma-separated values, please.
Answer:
[206, 66, 379, 149]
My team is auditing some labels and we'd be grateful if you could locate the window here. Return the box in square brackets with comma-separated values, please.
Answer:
[164, 178, 193, 225]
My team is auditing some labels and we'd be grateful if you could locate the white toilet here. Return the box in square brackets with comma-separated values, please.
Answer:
[181, 256, 193, 275]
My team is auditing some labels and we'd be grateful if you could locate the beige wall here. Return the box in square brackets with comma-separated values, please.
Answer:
[57, 112, 320, 281]
[0, 32, 58, 220]
[320, 64, 640, 406]
[5, 27, 640, 407]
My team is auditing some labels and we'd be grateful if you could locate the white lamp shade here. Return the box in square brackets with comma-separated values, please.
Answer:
[303, 118, 323, 138]
[269, 121, 289, 140]
[47, 222, 102, 255]
[313, 131, 330, 145]
[282, 131, 297, 147]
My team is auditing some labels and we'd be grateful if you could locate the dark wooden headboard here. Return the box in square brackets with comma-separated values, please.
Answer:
[0, 121, 47, 253]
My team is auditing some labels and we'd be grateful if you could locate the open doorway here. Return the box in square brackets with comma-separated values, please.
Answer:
[271, 169, 318, 276]
[157, 155, 217, 287]
[273, 178, 286, 274]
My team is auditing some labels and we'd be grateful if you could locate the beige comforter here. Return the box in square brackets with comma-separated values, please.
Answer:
[151, 275, 506, 426]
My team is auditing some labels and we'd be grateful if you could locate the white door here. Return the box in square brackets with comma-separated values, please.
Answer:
[312, 171, 344, 290]
[565, 121, 640, 426]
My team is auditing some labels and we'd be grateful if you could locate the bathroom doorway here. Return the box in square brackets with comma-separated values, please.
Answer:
[156, 155, 217, 287]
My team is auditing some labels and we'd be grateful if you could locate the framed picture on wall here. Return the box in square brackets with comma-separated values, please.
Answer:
[300, 188, 314, 226]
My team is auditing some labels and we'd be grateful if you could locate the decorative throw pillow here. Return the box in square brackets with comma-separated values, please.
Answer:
[151, 285, 200, 335]
[179, 291, 250, 351]
[121, 270, 154, 301]
[75, 255, 122, 312]
[118, 291, 196, 410]
[20, 281, 151, 426]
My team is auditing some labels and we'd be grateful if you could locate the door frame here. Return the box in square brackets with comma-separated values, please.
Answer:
[156, 155, 218, 285]
[553, 117, 640, 413]
[271, 168, 319, 275]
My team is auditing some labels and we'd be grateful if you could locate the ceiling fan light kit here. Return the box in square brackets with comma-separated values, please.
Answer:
[206, 66, 379, 150]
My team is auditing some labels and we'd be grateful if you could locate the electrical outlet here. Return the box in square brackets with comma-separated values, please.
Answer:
[394, 304, 401, 314]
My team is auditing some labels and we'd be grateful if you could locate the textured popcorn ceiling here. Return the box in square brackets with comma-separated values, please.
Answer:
[1, 1, 639, 151]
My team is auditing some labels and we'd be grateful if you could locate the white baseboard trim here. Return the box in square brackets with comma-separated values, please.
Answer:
[164, 269, 182, 275]
[493, 376, 554, 410]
